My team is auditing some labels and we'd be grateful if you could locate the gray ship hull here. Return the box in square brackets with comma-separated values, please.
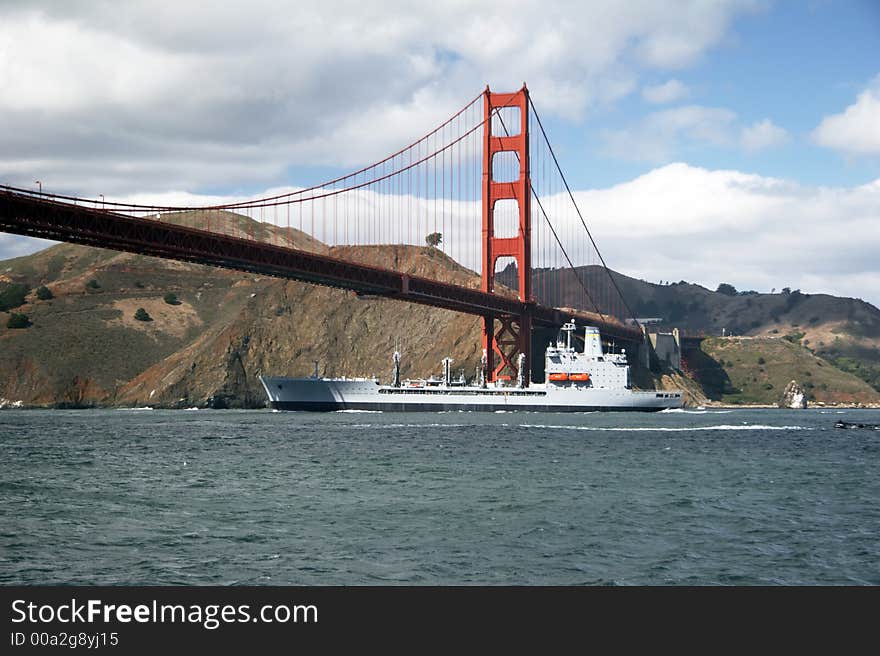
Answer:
[259, 376, 683, 412]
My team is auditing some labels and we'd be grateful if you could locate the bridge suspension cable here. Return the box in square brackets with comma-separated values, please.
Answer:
[528, 96, 639, 329]
[491, 106, 607, 323]
[2, 85, 641, 333]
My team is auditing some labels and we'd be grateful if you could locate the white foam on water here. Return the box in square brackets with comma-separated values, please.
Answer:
[335, 409, 382, 413]
[519, 424, 811, 432]
[351, 422, 508, 429]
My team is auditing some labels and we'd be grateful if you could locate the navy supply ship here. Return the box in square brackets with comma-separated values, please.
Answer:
[259, 322, 683, 412]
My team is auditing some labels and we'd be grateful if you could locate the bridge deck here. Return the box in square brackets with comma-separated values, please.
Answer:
[0, 189, 643, 344]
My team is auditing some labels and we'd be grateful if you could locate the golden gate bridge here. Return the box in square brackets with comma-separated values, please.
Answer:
[0, 85, 643, 384]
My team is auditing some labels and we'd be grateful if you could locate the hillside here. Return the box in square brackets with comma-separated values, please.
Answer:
[500, 263, 880, 394]
[618, 274, 880, 395]
[1, 212, 879, 408]
[684, 336, 879, 406]
[0, 217, 487, 407]
[0, 243, 248, 405]
[115, 243, 489, 408]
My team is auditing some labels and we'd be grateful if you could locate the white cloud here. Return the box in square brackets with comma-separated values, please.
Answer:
[0, 1, 757, 194]
[12, 3, 869, 306]
[570, 164, 880, 307]
[5, 164, 878, 308]
[642, 79, 690, 104]
[740, 118, 789, 151]
[604, 106, 789, 160]
[0, 234, 56, 261]
[812, 77, 880, 155]
[602, 105, 737, 161]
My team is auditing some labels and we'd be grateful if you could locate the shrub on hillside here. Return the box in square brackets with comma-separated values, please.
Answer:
[7, 312, 30, 329]
[716, 283, 737, 296]
[163, 292, 180, 305]
[36, 285, 53, 300]
[783, 331, 805, 344]
[86, 279, 101, 290]
[0, 284, 29, 311]
[134, 308, 152, 322]
[425, 232, 442, 247]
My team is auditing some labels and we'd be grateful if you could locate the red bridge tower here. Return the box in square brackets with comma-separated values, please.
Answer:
[481, 84, 533, 384]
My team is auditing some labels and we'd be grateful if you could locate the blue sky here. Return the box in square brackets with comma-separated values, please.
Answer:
[544, 0, 880, 189]
[1, 1, 878, 305]
[275, 1, 880, 193]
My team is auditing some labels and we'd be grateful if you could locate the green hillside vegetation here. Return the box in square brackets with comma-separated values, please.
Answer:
[0, 238, 261, 405]
[688, 336, 878, 405]
[7, 312, 30, 329]
[0, 283, 28, 311]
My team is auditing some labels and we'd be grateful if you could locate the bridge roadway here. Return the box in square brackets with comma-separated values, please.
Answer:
[0, 188, 642, 345]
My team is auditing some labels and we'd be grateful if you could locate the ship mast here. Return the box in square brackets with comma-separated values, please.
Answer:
[392, 351, 401, 387]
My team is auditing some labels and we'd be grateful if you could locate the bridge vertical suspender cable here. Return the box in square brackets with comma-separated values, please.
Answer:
[493, 102, 607, 322]
[1, 86, 648, 361]
[528, 97, 640, 330]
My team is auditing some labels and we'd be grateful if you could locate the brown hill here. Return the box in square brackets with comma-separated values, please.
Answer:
[0, 217, 487, 407]
[502, 263, 880, 393]
[1, 211, 878, 408]
[115, 246, 486, 409]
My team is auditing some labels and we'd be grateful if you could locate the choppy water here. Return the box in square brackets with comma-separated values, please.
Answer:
[1, 408, 878, 585]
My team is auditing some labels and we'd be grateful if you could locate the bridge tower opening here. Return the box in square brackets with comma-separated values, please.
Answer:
[481, 84, 532, 384]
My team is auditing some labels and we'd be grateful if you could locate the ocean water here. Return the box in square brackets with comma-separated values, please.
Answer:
[1, 408, 878, 585]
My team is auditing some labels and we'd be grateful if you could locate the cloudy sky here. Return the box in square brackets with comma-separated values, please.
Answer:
[1, 1, 879, 306]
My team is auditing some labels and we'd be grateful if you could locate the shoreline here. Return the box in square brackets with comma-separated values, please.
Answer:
[702, 403, 880, 410]
[2, 403, 880, 411]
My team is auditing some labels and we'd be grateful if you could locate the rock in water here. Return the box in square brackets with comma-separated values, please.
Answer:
[779, 380, 807, 409]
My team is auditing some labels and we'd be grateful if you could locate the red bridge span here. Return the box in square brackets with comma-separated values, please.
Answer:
[0, 85, 643, 384]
